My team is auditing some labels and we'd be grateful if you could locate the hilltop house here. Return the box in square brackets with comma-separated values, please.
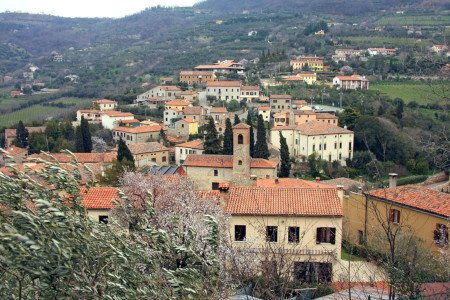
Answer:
[125, 142, 170, 167]
[183, 123, 277, 190]
[136, 85, 182, 103]
[167, 118, 199, 138]
[333, 75, 369, 90]
[290, 56, 325, 72]
[101, 111, 135, 129]
[175, 139, 204, 165]
[93, 99, 117, 111]
[112, 125, 163, 145]
[240, 85, 261, 102]
[258, 106, 271, 122]
[270, 94, 292, 113]
[271, 121, 354, 165]
[179, 70, 216, 86]
[81, 187, 118, 224]
[4, 126, 45, 147]
[164, 100, 192, 126]
[206, 81, 241, 102]
[195, 60, 245, 74]
[283, 73, 317, 85]
[182, 106, 206, 124]
[367, 48, 397, 56]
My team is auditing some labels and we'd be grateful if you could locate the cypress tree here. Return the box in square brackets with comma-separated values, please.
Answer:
[159, 128, 168, 146]
[75, 126, 84, 152]
[279, 132, 291, 178]
[15, 121, 29, 148]
[395, 98, 404, 120]
[203, 117, 221, 154]
[80, 117, 92, 153]
[254, 114, 270, 159]
[234, 114, 240, 125]
[222, 118, 233, 155]
[117, 139, 134, 165]
[246, 112, 255, 157]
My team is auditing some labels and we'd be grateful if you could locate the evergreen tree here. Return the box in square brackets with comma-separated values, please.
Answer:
[159, 128, 169, 146]
[279, 132, 291, 178]
[234, 114, 240, 125]
[80, 117, 92, 153]
[117, 139, 134, 165]
[15, 121, 29, 148]
[75, 126, 84, 152]
[254, 114, 270, 159]
[395, 98, 404, 120]
[222, 118, 233, 155]
[203, 117, 221, 154]
[246, 112, 255, 157]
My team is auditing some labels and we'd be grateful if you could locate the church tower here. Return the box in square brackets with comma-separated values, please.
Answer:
[232, 123, 251, 182]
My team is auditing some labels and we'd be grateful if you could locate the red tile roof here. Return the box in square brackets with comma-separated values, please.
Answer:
[211, 107, 228, 113]
[316, 112, 338, 119]
[94, 99, 116, 104]
[1, 147, 27, 157]
[241, 85, 260, 91]
[182, 118, 197, 123]
[270, 94, 292, 99]
[101, 111, 134, 117]
[233, 123, 250, 129]
[183, 106, 204, 115]
[81, 187, 119, 210]
[226, 187, 343, 216]
[256, 178, 335, 189]
[180, 70, 214, 76]
[29, 153, 116, 163]
[207, 81, 241, 87]
[127, 142, 168, 155]
[258, 106, 270, 111]
[183, 154, 277, 169]
[165, 100, 191, 106]
[335, 75, 368, 81]
[272, 121, 352, 135]
[113, 125, 162, 134]
[365, 185, 450, 218]
[176, 139, 204, 150]
[157, 85, 181, 91]
[119, 119, 140, 124]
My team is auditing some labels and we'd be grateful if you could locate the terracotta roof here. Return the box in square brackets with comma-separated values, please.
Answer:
[256, 178, 335, 189]
[165, 100, 191, 106]
[183, 154, 277, 169]
[78, 109, 102, 114]
[272, 121, 352, 135]
[119, 119, 140, 124]
[293, 100, 308, 106]
[211, 107, 228, 113]
[176, 139, 204, 150]
[226, 187, 343, 216]
[113, 125, 162, 134]
[365, 185, 450, 218]
[81, 187, 119, 210]
[166, 135, 186, 144]
[316, 113, 338, 119]
[322, 177, 365, 190]
[258, 106, 270, 111]
[270, 94, 292, 99]
[127, 142, 168, 155]
[241, 85, 260, 91]
[182, 118, 197, 123]
[196, 190, 220, 198]
[335, 75, 368, 81]
[233, 123, 250, 129]
[207, 81, 241, 87]
[183, 106, 203, 115]
[157, 85, 181, 91]
[94, 99, 116, 104]
[29, 153, 116, 164]
[101, 111, 134, 117]
[1, 147, 27, 157]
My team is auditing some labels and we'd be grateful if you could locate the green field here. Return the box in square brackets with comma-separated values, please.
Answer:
[371, 81, 450, 104]
[346, 36, 431, 47]
[50, 97, 92, 105]
[375, 15, 450, 26]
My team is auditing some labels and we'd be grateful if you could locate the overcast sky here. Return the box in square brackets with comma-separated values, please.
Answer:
[0, 0, 200, 18]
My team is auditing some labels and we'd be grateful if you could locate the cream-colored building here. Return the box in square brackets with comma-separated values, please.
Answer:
[175, 139, 204, 165]
[136, 85, 182, 103]
[206, 81, 241, 102]
[167, 118, 199, 138]
[77, 109, 103, 124]
[270, 95, 292, 113]
[183, 123, 278, 190]
[258, 106, 271, 122]
[271, 121, 354, 165]
[333, 75, 369, 90]
[179, 70, 216, 86]
[93, 99, 117, 111]
[81, 187, 117, 224]
[112, 125, 163, 145]
[283, 73, 317, 85]
[126, 142, 169, 167]
[290, 56, 325, 72]
[100, 111, 135, 130]
[240, 85, 261, 102]
[225, 186, 343, 282]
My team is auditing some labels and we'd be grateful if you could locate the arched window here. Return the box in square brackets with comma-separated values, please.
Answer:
[238, 160, 243, 165]
[238, 134, 244, 144]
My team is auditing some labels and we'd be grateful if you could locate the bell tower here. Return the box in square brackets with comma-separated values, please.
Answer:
[232, 123, 251, 181]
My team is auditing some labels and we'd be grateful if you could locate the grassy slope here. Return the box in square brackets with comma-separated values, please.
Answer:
[370, 81, 450, 104]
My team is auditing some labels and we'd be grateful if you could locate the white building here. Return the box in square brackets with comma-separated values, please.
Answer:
[258, 106, 271, 122]
[333, 75, 369, 90]
[93, 99, 118, 111]
[136, 85, 182, 103]
[240, 85, 261, 102]
[271, 121, 354, 165]
[206, 81, 242, 102]
[175, 139, 204, 165]
[164, 108, 183, 126]
[101, 111, 135, 130]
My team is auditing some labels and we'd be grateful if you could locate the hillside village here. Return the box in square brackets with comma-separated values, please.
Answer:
[0, 2, 450, 299]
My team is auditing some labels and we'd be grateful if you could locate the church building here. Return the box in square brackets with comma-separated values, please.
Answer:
[183, 123, 278, 190]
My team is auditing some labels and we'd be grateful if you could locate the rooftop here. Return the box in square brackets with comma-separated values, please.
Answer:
[165, 99, 191, 106]
[206, 81, 241, 87]
[256, 178, 335, 189]
[94, 99, 116, 104]
[112, 125, 162, 134]
[241, 85, 260, 91]
[365, 185, 450, 218]
[211, 107, 228, 113]
[183, 106, 204, 115]
[1, 146, 27, 157]
[4, 126, 45, 137]
[127, 142, 168, 155]
[316, 112, 338, 119]
[101, 111, 134, 117]
[156, 85, 181, 91]
[226, 187, 343, 216]
[176, 139, 204, 150]
[335, 75, 368, 81]
[81, 187, 119, 210]
[272, 121, 353, 135]
[179, 70, 214, 76]
[270, 94, 292, 99]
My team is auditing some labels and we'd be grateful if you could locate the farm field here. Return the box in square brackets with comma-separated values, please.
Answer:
[370, 81, 450, 104]
[375, 15, 450, 26]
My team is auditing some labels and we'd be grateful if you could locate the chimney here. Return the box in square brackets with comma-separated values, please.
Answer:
[315, 177, 321, 182]
[336, 185, 344, 205]
[389, 173, 398, 188]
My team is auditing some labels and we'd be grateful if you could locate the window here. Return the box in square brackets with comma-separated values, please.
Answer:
[319, 144, 322, 150]
[288, 226, 300, 243]
[357, 230, 364, 245]
[266, 226, 278, 242]
[180, 149, 182, 154]
[162, 156, 167, 162]
[214, 169, 218, 176]
[339, 153, 342, 160]
[294, 262, 332, 283]
[349, 142, 352, 150]
[312, 144, 315, 151]
[212, 182, 219, 190]
[238, 160, 243, 165]
[324, 143, 327, 150]
[151, 158, 156, 162]
[339, 142, 342, 149]
[389, 209, 400, 224]
[316, 227, 336, 244]
[235, 225, 246, 241]
[238, 134, 244, 144]
[99, 216, 108, 224]
[334, 142, 337, 149]
[434, 224, 448, 246]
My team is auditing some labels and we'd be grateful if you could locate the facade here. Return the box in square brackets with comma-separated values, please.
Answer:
[290, 56, 325, 72]
[258, 106, 271, 122]
[179, 70, 216, 85]
[344, 180, 450, 255]
[101, 111, 135, 130]
[283, 73, 317, 85]
[206, 81, 241, 102]
[168, 118, 199, 138]
[335, 49, 363, 57]
[183, 123, 277, 190]
[210, 107, 228, 122]
[112, 125, 163, 145]
[292, 111, 338, 126]
[333, 75, 369, 90]
[175, 139, 204, 165]
[271, 121, 354, 165]
[138, 97, 166, 109]
[226, 186, 343, 282]
[270, 94, 292, 112]
[126, 142, 169, 167]
[240, 85, 261, 102]
[76, 110, 103, 124]
[164, 108, 183, 126]
[136, 85, 182, 103]
[182, 106, 206, 124]
[164, 99, 191, 111]
[180, 90, 199, 102]
[93, 99, 117, 111]
[195, 60, 245, 74]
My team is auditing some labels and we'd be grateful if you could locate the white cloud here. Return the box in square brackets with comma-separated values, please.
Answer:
[0, 0, 200, 18]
